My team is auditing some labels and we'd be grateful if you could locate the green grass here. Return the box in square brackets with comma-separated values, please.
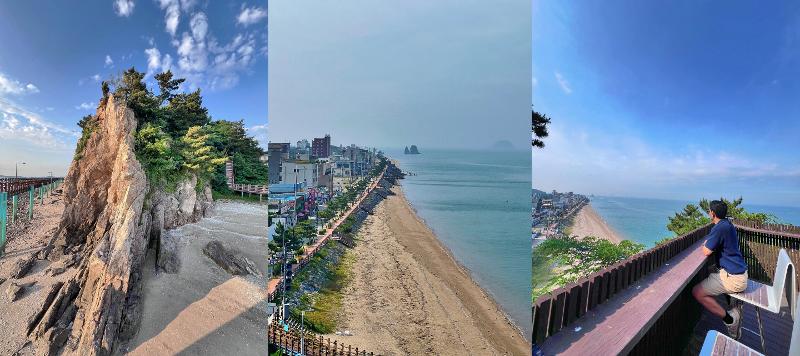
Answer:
[292, 250, 355, 333]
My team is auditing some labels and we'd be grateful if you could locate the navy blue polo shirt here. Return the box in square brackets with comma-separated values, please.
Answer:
[704, 219, 747, 274]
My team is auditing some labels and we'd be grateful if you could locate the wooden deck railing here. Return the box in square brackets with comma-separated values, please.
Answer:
[737, 222, 800, 288]
[533, 224, 713, 345]
[534, 221, 800, 354]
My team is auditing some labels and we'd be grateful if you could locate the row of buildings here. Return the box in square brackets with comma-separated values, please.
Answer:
[532, 190, 588, 240]
[267, 134, 380, 231]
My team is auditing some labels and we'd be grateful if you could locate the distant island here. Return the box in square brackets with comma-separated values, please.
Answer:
[404, 145, 421, 154]
[491, 140, 515, 151]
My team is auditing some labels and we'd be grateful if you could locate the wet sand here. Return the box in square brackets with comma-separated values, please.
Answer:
[125, 201, 269, 355]
[326, 186, 528, 355]
[570, 203, 624, 243]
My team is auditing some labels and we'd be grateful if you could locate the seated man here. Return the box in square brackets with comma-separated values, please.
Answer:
[691, 200, 748, 339]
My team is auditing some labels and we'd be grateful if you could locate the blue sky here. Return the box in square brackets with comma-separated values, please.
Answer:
[268, 0, 530, 151]
[533, 1, 800, 207]
[0, 0, 267, 177]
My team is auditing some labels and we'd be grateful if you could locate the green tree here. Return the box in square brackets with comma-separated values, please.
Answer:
[532, 109, 551, 148]
[269, 222, 305, 255]
[180, 126, 227, 189]
[135, 123, 180, 188]
[532, 235, 644, 299]
[114, 68, 160, 126]
[667, 197, 777, 236]
[154, 70, 186, 105]
[164, 90, 210, 138]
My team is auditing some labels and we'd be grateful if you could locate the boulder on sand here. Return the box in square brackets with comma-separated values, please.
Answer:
[202, 241, 261, 277]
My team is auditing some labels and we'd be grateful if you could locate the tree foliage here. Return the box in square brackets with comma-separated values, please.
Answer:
[89, 67, 265, 194]
[135, 123, 181, 189]
[667, 197, 777, 236]
[532, 109, 551, 148]
[532, 235, 644, 299]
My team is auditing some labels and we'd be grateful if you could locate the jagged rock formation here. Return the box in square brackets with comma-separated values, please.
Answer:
[31, 96, 213, 355]
[405, 145, 420, 154]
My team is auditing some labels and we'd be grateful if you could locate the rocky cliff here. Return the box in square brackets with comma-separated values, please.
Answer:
[31, 96, 213, 355]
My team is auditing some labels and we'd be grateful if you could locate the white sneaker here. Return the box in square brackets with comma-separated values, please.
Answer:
[724, 307, 742, 340]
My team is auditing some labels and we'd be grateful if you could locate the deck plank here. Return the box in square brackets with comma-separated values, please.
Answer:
[540, 239, 709, 355]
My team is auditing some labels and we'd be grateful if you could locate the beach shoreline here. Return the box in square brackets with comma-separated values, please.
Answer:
[325, 185, 528, 355]
[570, 203, 625, 243]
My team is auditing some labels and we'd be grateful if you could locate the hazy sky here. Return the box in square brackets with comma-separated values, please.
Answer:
[268, 0, 531, 151]
[533, 1, 800, 207]
[0, 1, 267, 177]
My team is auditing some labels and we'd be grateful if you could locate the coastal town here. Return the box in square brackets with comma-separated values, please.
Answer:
[266, 134, 387, 336]
[531, 189, 588, 242]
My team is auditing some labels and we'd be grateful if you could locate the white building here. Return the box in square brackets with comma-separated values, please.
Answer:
[280, 162, 322, 187]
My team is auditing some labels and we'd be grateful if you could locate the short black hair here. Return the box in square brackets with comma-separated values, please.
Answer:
[709, 200, 728, 219]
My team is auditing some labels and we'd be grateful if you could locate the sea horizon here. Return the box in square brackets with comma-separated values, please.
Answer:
[391, 148, 532, 337]
[584, 194, 800, 247]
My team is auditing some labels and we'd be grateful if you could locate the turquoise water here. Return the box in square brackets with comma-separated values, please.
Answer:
[390, 148, 532, 336]
[591, 195, 800, 247]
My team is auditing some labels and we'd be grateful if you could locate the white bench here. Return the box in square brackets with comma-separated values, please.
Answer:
[728, 249, 796, 352]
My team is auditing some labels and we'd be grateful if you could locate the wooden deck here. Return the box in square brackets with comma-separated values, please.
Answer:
[540, 239, 709, 355]
[686, 294, 792, 356]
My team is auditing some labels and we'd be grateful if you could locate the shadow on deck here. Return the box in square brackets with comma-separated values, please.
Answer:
[685, 295, 792, 356]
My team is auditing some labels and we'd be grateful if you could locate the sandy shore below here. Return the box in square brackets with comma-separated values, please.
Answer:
[325, 186, 528, 356]
[570, 203, 624, 243]
[124, 201, 269, 355]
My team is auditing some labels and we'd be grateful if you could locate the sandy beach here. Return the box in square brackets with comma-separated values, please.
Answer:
[125, 201, 269, 355]
[325, 186, 528, 356]
[570, 203, 624, 243]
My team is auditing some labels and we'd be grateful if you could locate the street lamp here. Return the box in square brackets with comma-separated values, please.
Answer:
[15, 161, 26, 180]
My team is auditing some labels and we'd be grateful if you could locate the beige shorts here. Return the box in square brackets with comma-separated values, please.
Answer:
[700, 269, 748, 295]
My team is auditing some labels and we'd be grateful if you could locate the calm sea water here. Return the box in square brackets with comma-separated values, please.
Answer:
[591, 195, 800, 247]
[390, 148, 532, 337]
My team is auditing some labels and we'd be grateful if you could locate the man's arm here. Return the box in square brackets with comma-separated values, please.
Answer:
[703, 227, 720, 256]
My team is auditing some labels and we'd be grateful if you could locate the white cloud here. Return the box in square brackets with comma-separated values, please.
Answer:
[0, 73, 39, 95]
[114, 0, 135, 17]
[0, 97, 77, 149]
[237, 6, 267, 26]
[247, 123, 268, 149]
[75, 102, 96, 111]
[145, 47, 173, 76]
[92, 74, 101, 82]
[554, 71, 572, 94]
[105, 55, 114, 67]
[535, 121, 800, 200]
[158, 0, 181, 36]
[190, 12, 208, 41]
[146, 4, 264, 91]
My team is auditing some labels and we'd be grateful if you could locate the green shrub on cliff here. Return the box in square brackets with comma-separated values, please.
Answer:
[74, 114, 98, 160]
[135, 123, 182, 189]
[532, 236, 644, 300]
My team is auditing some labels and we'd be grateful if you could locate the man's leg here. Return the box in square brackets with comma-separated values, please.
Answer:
[692, 283, 726, 318]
